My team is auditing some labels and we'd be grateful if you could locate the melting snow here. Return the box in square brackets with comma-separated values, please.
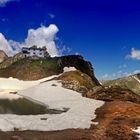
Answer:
[0, 75, 60, 91]
[63, 67, 77, 73]
[0, 78, 104, 131]
[0, 69, 104, 131]
[0, 90, 22, 100]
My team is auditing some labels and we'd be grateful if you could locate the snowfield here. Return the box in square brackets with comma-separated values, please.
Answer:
[0, 67, 104, 131]
[0, 75, 60, 100]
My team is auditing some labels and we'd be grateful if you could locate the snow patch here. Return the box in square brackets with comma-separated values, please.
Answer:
[0, 79, 104, 131]
[0, 90, 22, 100]
[63, 67, 77, 73]
[0, 75, 60, 91]
[0, 75, 60, 100]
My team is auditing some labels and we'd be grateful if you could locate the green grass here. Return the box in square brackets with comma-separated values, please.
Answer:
[0, 58, 60, 80]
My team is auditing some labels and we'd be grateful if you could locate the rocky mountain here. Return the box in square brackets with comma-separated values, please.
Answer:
[102, 74, 140, 96]
[86, 85, 140, 103]
[0, 54, 100, 87]
[0, 50, 8, 63]
[57, 70, 96, 94]
[1, 52, 140, 140]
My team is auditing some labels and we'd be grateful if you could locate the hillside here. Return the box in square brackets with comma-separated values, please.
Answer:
[102, 74, 140, 96]
[1, 53, 140, 139]
[0, 55, 100, 86]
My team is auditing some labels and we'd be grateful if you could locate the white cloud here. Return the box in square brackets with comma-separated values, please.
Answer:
[0, 0, 19, 7]
[0, 24, 59, 57]
[118, 64, 127, 69]
[0, 33, 13, 56]
[1, 18, 8, 22]
[133, 70, 140, 74]
[126, 48, 140, 60]
[25, 24, 59, 57]
[48, 13, 55, 19]
[102, 74, 109, 80]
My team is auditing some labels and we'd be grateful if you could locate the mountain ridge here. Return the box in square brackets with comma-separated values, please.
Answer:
[0, 54, 100, 86]
[102, 73, 140, 96]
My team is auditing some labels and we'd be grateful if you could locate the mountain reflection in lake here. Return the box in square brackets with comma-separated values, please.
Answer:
[0, 98, 68, 115]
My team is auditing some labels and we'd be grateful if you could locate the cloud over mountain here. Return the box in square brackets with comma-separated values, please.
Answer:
[0, 0, 19, 7]
[0, 24, 59, 57]
[126, 48, 140, 60]
[25, 24, 59, 57]
[0, 33, 13, 56]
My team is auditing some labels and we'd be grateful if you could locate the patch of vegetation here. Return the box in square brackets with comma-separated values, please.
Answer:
[0, 58, 60, 80]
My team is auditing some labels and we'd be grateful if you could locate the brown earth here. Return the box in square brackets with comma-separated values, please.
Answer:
[91, 101, 140, 140]
[0, 101, 140, 140]
[84, 86, 140, 103]
[57, 70, 95, 93]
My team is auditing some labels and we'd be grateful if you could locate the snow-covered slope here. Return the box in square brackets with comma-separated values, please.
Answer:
[0, 75, 60, 91]
[0, 78, 104, 131]
[0, 75, 60, 100]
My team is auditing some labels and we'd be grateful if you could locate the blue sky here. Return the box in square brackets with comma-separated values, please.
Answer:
[0, 0, 140, 80]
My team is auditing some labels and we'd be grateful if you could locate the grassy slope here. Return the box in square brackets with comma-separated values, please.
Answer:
[0, 58, 59, 80]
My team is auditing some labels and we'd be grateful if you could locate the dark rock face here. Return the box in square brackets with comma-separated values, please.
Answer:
[135, 73, 140, 80]
[56, 55, 100, 85]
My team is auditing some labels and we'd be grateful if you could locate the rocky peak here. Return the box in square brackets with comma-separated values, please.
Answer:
[0, 50, 8, 63]
[56, 55, 99, 85]
[134, 73, 140, 80]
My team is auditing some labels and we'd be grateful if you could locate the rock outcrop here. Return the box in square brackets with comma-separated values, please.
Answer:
[0, 50, 8, 63]
[86, 85, 140, 103]
[102, 74, 140, 96]
[56, 55, 99, 84]
[57, 70, 96, 93]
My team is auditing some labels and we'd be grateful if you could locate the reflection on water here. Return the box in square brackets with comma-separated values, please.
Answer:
[0, 98, 69, 115]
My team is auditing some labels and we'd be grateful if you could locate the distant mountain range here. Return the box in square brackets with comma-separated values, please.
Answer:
[102, 73, 140, 96]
